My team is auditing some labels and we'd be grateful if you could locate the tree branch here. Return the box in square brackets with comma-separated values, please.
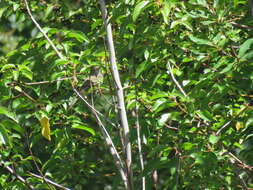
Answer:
[0, 162, 35, 190]
[167, 61, 187, 97]
[23, 0, 64, 59]
[73, 88, 128, 187]
[99, 1, 133, 189]
[28, 172, 72, 190]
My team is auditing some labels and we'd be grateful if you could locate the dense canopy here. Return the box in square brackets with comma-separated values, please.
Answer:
[1, 0, 253, 189]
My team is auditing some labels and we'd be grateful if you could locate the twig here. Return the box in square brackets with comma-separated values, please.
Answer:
[73, 88, 118, 128]
[8, 82, 38, 103]
[215, 120, 232, 136]
[75, 88, 128, 186]
[133, 106, 145, 190]
[23, 0, 64, 59]
[167, 62, 187, 97]
[152, 170, 158, 190]
[226, 151, 252, 189]
[20, 90, 38, 103]
[230, 22, 253, 30]
[99, 1, 133, 189]
[216, 106, 248, 136]
[164, 124, 179, 131]
[28, 172, 72, 190]
[227, 152, 253, 170]
[0, 162, 35, 190]
[24, 130, 53, 190]
[73, 88, 127, 183]
[23, 76, 75, 85]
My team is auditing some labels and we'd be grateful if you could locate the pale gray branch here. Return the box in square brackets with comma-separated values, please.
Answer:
[28, 172, 72, 190]
[134, 106, 145, 190]
[23, 0, 64, 59]
[73, 88, 128, 186]
[1, 162, 35, 190]
[99, 0, 133, 189]
[167, 62, 187, 97]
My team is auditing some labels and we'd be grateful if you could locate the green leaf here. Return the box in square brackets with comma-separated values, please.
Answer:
[19, 65, 33, 80]
[132, 1, 150, 22]
[197, 0, 207, 6]
[65, 31, 89, 43]
[1, 64, 16, 71]
[72, 124, 95, 136]
[189, 35, 210, 45]
[182, 142, 195, 151]
[152, 98, 167, 111]
[0, 124, 11, 146]
[246, 118, 253, 127]
[1, 120, 24, 134]
[135, 61, 148, 77]
[161, 1, 173, 24]
[238, 38, 253, 59]
[171, 20, 193, 31]
[0, 106, 17, 122]
[220, 63, 234, 74]
[209, 135, 219, 144]
[196, 110, 213, 121]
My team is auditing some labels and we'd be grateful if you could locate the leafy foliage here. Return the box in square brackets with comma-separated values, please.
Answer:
[1, 0, 253, 189]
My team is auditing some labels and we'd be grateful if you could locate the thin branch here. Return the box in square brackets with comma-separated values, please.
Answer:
[24, 130, 53, 190]
[226, 151, 252, 189]
[227, 152, 253, 170]
[133, 106, 145, 190]
[167, 61, 187, 97]
[73, 88, 118, 128]
[23, 76, 75, 85]
[28, 172, 72, 190]
[75, 84, 128, 187]
[215, 120, 232, 136]
[216, 106, 248, 136]
[23, 0, 64, 59]
[99, 1, 133, 189]
[73, 88, 128, 185]
[152, 170, 158, 190]
[0, 162, 35, 190]
[164, 124, 179, 131]
[230, 22, 253, 30]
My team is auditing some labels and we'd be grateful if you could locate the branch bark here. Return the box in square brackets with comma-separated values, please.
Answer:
[99, 1, 133, 189]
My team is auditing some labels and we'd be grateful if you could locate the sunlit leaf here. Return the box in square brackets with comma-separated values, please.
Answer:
[72, 124, 95, 136]
[65, 31, 89, 43]
[40, 117, 51, 141]
[238, 38, 253, 59]
[182, 142, 195, 150]
[0, 106, 17, 122]
[132, 1, 150, 22]
[209, 135, 219, 144]
[196, 110, 213, 121]
[235, 122, 243, 131]
[189, 35, 210, 45]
